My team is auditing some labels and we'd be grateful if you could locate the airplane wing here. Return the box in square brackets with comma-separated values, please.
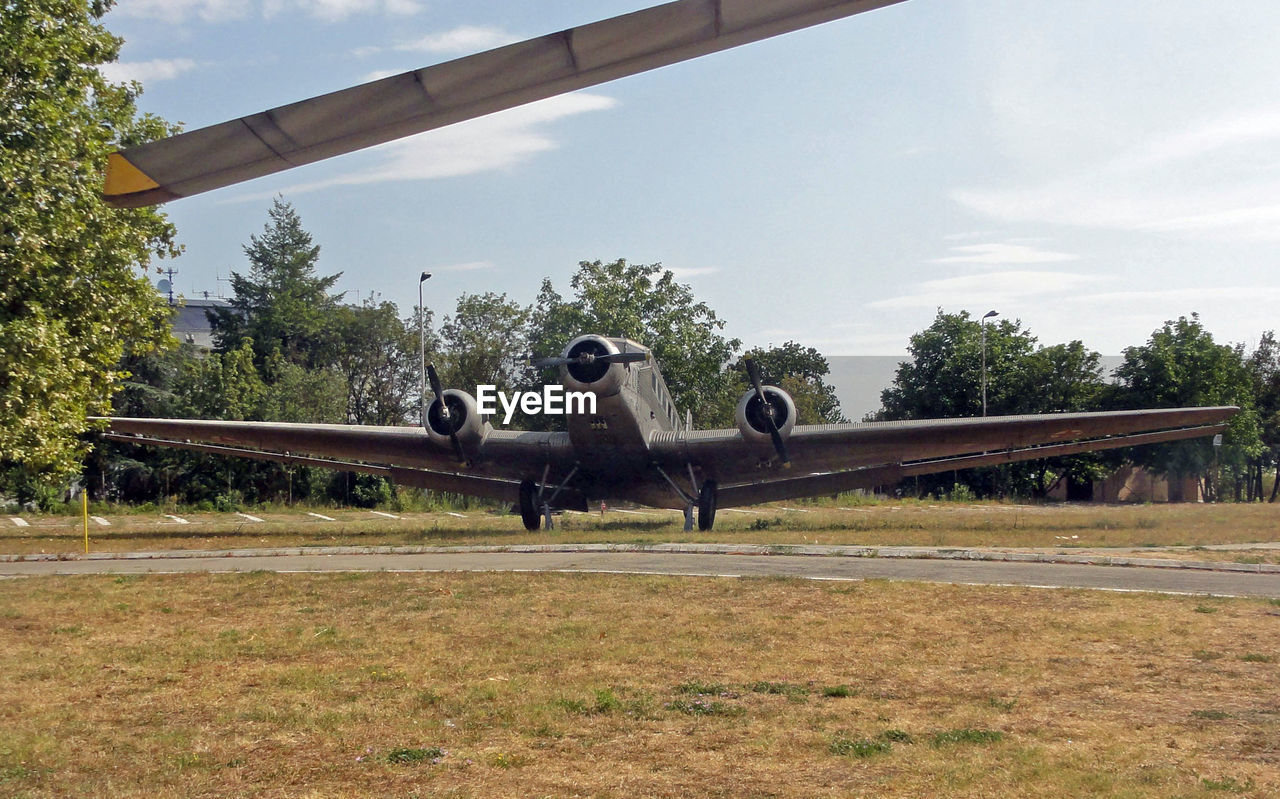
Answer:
[98, 417, 575, 504]
[102, 0, 908, 207]
[648, 407, 1236, 507]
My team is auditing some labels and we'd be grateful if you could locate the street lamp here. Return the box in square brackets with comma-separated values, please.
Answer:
[981, 309, 999, 417]
[418, 272, 432, 428]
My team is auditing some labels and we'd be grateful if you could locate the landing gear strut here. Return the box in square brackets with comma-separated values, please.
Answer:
[518, 464, 580, 531]
[697, 480, 717, 531]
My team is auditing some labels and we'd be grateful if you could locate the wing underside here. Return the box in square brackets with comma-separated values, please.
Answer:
[98, 417, 571, 503]
[101, 406, 1235, 510]
[650, 407, 1237, 507]
[102, 0, 908, 207]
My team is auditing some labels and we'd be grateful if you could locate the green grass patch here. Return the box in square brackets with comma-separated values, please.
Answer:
[930, 728, 1004, 747]
[821, 684, 855, 698]
[385, 746, 444, 765]
[829, 735, 892, 758]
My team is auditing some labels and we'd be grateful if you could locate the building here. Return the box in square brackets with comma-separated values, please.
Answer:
[170, 294, 230, 349]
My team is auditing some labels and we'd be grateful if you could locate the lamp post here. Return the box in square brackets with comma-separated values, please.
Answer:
[981, 309, 999, 417]
[418, 272, 432, 428]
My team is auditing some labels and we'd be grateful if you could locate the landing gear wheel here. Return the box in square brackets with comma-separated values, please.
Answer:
[518, 478, 541, 531]
[697, 480, 718, 531]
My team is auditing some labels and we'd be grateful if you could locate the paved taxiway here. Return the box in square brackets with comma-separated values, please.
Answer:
[5, 548, 1280, 598]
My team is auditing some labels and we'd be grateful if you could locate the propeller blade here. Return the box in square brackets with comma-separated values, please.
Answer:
[426, 363, 467, 465]
[531, 356, 572, 369]
[531, 351, 649, 370]
[743, 358, 791, 468]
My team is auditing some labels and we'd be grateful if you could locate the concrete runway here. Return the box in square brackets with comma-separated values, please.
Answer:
[5, 548, 1280, 598]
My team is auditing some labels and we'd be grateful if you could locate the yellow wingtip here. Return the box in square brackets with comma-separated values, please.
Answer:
[104, 152, 160, 197]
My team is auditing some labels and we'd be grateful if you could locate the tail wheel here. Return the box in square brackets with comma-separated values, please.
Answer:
[697, 480, 717, 531]
[519, 479, 541, 531]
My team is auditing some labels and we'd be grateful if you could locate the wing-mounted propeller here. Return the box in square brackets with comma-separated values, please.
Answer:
[425, 363, 481, 467]
[738, 358, 795, 468]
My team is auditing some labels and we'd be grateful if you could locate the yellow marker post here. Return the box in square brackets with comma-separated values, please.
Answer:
[82, 491, 89, 554]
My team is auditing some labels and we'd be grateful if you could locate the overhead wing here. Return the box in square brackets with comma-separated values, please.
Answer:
[97, 417, 574, 502]
[102, 0, 908, 207]
[649, 407, 1236, 507]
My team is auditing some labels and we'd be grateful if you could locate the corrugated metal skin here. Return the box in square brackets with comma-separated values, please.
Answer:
[105, 0, 907, 206]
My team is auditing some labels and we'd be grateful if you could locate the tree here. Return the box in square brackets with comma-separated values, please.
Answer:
[1112, 314, 1261, 500]
[874, 310, 1110, 498]
[1, 0, 179, 496]
[437, 292, 530, 393]
[1247, 331, 1280, 502]
[526, 260, 741, 427]
[876, 310, 1040, 420]
[736, 341, 846, 424]
[209, 198, 341, 369]
[333, 299, 423, 426]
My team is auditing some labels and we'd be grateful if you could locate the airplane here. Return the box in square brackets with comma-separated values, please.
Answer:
[101, 333, 1237, 531]
[95, 0, 1236, 525]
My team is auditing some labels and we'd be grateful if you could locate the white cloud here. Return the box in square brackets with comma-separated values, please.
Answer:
[395, 25, 520, 55]
[867, 270, 1099, 310]
[956, 1, 1280, 242]
[114, 0, 419, 23]
[229, 92, 618, 201]
[265, 0, 421, 22]
[953, 107, 1280, 241]
[99, 58, 198, 85]
[353, 25, 521, 59]
[930, 242, 1077, 266]
[114, 0, 251, 22]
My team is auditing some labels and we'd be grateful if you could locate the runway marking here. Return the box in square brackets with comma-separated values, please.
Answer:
[163, 515, 189, 525]
[9, 517, 28, 527]
[778, 507, 811, 513]
[721, 509, 761, 515]
[370, 511, 400, 519]
[236, 513, 264, 523]
[306, 512, 335, 522]
[444, 512, 466, 518]
[91, 516, 111, 527]
[615, 509, 648, 515]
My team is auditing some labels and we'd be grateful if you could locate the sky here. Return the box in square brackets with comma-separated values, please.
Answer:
[99, 0, 1280, 359]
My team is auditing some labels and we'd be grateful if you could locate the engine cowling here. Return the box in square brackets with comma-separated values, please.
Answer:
[559, 334, 627, 397]
[426, 389, 487, 452]
[735, 385, 797, 450]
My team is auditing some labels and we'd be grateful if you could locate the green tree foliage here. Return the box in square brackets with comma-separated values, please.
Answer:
[736, 341, 846, 424]
[527, 260, 741, 427]
[1113, 314, 1261, 497]
[878, 310, 1050, 419]
[875, 310, 1109, 498]
[1, 0, 178, 494]
[333, 300, 422, 425]
[1246, 331, 1280, 501]
[437, 292, 530, 392]
[174, 339, 267, 421]
[208, 198, 341, 369]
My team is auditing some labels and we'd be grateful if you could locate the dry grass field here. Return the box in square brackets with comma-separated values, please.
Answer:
[2, 501, 1277, 560]
[1, 572, 1277, 797]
